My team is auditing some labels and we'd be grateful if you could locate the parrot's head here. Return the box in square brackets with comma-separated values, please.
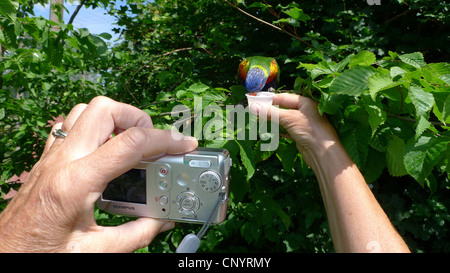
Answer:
[238, 57, 278, 95]
[245, 66, 268, 94]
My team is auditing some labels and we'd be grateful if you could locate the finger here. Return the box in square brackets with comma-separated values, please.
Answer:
[273, 93, 308, 109]
[46, 104, 88, 153]
[99, 218, 175, 253]
[249, 102, 293, 124]
[37, 105, 88, 182]
[44, 122, 63, 154]
[73, 128, 198, 195]
[64, 96, 153, 159]
[61, 103, 88, 132]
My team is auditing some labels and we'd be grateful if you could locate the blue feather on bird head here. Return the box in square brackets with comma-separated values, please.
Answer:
[245, 66, 267, 92]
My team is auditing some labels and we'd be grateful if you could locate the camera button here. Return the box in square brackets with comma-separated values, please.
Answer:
[177, 192, 200, 214]
[181, 209, 195, 216]
[158, 166, 169, 176]
[181, 198, 195, 209]
[188, 160, 211, 168]
[176, 173, 189, 187]
[159, 195, 168, 205]
[159, 180, 169, 190]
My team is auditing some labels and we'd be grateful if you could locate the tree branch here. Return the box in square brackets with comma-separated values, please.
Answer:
[68, 0, 86, 25]
[387, 114, 446, 127]
[222, 0, 313, 49]
[159, 47, 194, 57]
[385, 9, 413, 24]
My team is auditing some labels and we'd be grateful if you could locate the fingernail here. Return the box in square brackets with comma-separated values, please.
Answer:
[160, 221, 175, 232]
[183, 135, 198, 141]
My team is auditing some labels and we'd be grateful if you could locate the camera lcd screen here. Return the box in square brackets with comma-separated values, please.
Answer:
[102, 169, 146, 204]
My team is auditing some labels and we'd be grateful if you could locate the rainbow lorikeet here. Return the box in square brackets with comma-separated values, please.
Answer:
[238, 56, 280, 95]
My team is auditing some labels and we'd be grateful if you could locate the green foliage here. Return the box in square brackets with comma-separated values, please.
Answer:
[1, 0, 450, 253]
[0, 0, 109, 187]
[301, 50, 449, 187]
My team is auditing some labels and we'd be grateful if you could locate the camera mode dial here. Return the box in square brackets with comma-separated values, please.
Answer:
[198, 170, 222, 193]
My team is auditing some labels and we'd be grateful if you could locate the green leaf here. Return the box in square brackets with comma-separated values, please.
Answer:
[415, 116, 431, 140]
[304, 210, 321, 229]
[335, 53, 355, 72]
[318, 93, 347, 115]
[266, 198, 291, 231]
[409, 84, 434, 117]
[88, 34, 108, 57]
[297, 62, 320, 71]
[2, 23, 18, 49]
[293, 77, 306, 93]
[341, 125, 370, 169]
[386, 135, 408, 177]
[98, 32, 112, 40]
[330, 66, 376, 96]
[440, 75, 450, 85]
[399, 52, 426, 69]
[390, 66, 408, 79]
[404, 135, 449, 186]
[171, 230, 183, 248]
[367, 68, 394, 100]
[349, 50, 376, 68]
[283, 7, 310, 23]
[298, 62, 333, 80]
[443, 95, 450, 125]
[408, 84, 434, 138]
[422, 63, 450, 84]
[361, 94, 386, 135]
[229, 85, 247, 104]
[431, 92, 450, 125]
[78, 28, 90, 38]
[240, 221, 261, 244]
[276, 141, 298, 175]
[0, 0, 18, 22]
[188, 82, 210, 94]
[235, 140, 255, 180]
[363, 148, 386, 183]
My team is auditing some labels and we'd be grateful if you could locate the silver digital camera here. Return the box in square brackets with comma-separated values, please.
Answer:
[97, 148, 231, 224]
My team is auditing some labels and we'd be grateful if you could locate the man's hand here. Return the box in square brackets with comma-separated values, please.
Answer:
[0, 96, 198, 252]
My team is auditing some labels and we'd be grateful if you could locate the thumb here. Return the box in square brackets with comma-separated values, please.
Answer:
[98, 218, 175, 252]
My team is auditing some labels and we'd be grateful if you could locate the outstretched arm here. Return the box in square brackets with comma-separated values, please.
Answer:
[251, 93, 409, 253]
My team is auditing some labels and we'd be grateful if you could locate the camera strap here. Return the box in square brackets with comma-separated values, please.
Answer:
[175, 192, 225, 253]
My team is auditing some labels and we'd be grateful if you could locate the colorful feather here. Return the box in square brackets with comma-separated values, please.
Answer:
[238, 56, 279, 94]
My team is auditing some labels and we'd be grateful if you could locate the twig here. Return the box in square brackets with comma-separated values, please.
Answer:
[224, 0, 282, 31]
[123, 64, 148, 104]
[386, 9, 413, 24]
[387, 114, 445, 127]
[222, 0, 313, 49]
[139, 98, 194, 109]
[159, 47, 194, 57]
[68, 0, 86, 25]
[262, 0, 279, 18]
[195, 43, 214, 56]
[152, 109, 193, 118]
